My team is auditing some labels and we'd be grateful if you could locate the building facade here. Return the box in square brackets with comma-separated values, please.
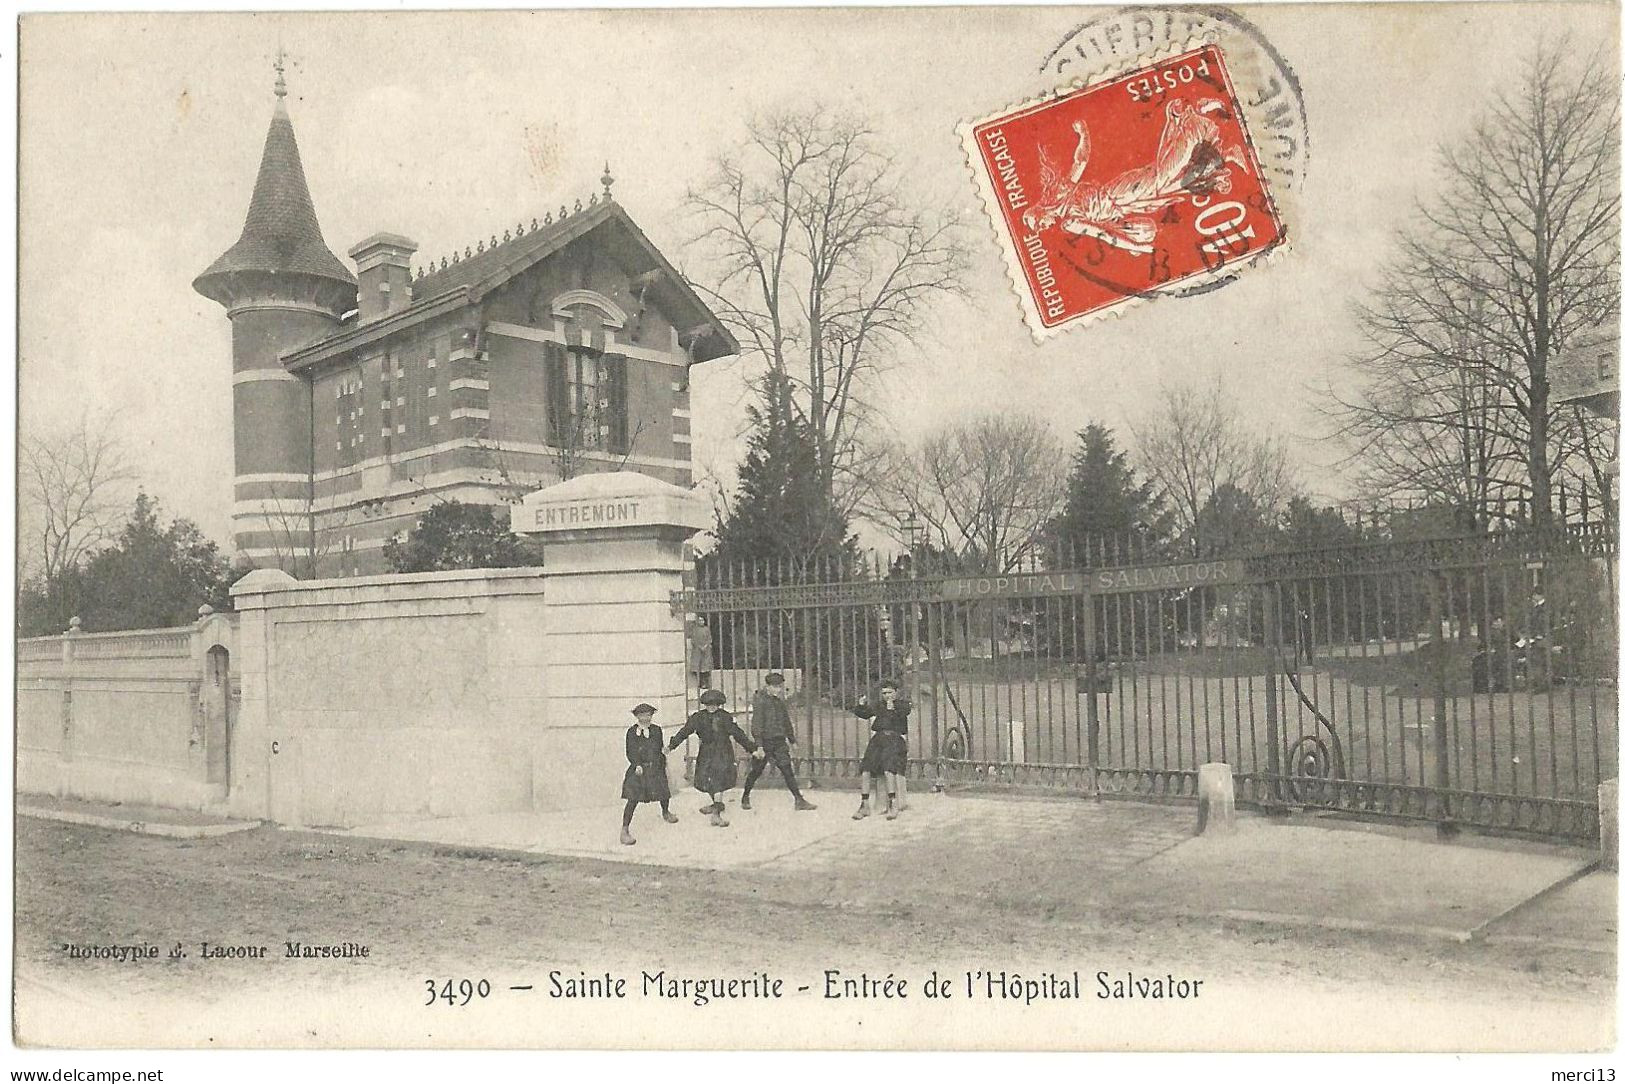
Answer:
[194, 67, 736, 576]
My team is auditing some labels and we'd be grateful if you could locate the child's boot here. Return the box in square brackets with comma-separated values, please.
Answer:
[794, 796, 818, 811]
[852, 798, 870, 820]
[740, 792, 752, 810]
[620, 827, 636, 846]
[710, 805, 729, 828]
[662, 809, 680, 824]
[885, 795, 899, 820]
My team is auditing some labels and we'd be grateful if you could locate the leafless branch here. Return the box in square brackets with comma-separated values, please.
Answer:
[1324, 42, 1619, 524]
[685, 105, 967, 537]
[865, 413, 1067, 572]
[19, 411, 135, 586]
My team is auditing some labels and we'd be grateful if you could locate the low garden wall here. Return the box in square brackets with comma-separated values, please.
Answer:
[17, 613, 238, 811]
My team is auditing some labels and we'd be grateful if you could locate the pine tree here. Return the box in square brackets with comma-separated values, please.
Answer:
[709, 371, 870, 689]
[18, 491, 235, 635]
[713, 370, 856, 576]
[1048, 424, 1169, 563]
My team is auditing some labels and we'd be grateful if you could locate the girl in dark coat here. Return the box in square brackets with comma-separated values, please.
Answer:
[666, 689, 761, 827]
[852, 679, 911, 821]
[621, 703, 678, 846]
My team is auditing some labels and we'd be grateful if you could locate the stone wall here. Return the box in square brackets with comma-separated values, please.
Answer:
[18, 474, 703, 829]
[17, 614, 238, 811]
[228, 567, 548, 826]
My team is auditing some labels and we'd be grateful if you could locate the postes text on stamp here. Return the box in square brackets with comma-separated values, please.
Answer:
[965, 43, 1286, 336]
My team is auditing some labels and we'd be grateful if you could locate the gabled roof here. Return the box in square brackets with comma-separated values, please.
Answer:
[284, 197, 739, 370]
[193, 95, 356, 307]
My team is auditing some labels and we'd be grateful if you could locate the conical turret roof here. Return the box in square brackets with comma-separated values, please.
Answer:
[194, 86, 356, 309]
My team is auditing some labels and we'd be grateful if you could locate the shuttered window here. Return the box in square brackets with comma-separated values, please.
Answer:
[602, 353, 629, 455]
[544, 341, 570, 446]
[546, 342, 629, 455]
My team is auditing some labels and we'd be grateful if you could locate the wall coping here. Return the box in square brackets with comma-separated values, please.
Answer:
[20, 624, 194, 643]
[230, 565, 550, 611]
[232, 565, 545, 597]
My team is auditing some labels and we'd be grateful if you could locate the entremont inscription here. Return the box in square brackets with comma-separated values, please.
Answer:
[529, 500, 643, 529]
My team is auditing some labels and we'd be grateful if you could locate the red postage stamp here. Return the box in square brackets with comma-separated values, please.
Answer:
[963, 43, 1286, 336]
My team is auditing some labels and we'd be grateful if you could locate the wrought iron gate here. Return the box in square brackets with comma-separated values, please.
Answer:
[674, 524, 1617, 840]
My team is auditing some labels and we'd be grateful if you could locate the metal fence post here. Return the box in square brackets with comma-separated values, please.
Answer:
[1082, 594, 1101, 797]
[1431, 569, 1457, 836]
[929, 597, 949, 792]
[1262, 585, 1283, 808]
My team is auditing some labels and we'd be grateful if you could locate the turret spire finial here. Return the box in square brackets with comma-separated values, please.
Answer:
[273, 45, 288, 99]
[601, 162, 615, 199]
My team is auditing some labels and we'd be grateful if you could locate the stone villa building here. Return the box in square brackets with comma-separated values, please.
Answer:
[194, 64, 737, 575]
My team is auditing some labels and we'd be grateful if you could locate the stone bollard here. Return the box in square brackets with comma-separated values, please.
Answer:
[1600, 779, 1618, 873]
[1196, 762, 1236, 835]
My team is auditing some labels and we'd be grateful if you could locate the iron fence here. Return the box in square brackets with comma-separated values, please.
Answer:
[675, 522, 1617, 841]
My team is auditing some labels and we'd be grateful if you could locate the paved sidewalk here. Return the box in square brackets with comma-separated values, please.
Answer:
[344, 789, 856, 869]
[331, 789, 1613, 949]
[1477, 870, 1618, 953]
[17, 795, 259, 839]
[1099, 818, 1599, 941]
[25, 789, 1610, 953]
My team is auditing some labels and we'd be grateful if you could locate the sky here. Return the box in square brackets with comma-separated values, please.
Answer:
[17, 3, 1619, 553]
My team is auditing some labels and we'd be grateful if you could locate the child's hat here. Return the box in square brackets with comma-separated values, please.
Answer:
[631, 703, 658, 716]
[699, 689, 727, 706]
[879, 678, 900, 690]
[764, 672, 785, 686]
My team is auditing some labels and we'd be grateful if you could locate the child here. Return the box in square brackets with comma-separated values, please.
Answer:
[852, 679, 910, 821]
[741, 672, 817, 812]
[667, 688, 761, 827]
[621, 703, 679, 845]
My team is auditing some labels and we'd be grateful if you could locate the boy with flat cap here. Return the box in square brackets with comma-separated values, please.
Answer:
[741, 672, 817, 812]
[667, 688, 760, 827]
[621, 703, 679, 846]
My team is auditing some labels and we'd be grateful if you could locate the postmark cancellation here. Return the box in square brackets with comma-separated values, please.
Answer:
[962, 42, 1289, 337]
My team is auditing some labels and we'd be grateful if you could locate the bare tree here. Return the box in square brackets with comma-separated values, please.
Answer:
[19, 413, 133, 587]
[686, 106, 965, 548]
[464, 399, 648, 496]
[1131, 378, 1296, 556]
[252, 495, 354, 580]
[542, 410, 647, 485]
[1329, 43, 1619, 526]
[1561, 393, 1619, 525]
[869, 413, 1067, 572]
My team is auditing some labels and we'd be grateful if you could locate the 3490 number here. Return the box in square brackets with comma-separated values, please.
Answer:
[425, 978, 492, 1006]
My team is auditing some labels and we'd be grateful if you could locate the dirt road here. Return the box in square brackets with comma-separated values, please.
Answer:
[13, 815, 1614, 1050]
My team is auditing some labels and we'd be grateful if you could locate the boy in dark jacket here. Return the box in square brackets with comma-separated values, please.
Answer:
[667, 688, 760, 827]
[852, 679, 910, 821]
[741, 672, 817, 812]
[621, 703, 679, 845]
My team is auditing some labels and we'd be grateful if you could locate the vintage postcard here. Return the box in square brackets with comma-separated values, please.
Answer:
[11, 2, 1620, 1063]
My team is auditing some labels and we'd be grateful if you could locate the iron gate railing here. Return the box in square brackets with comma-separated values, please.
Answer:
[674, 524, 1617, 840]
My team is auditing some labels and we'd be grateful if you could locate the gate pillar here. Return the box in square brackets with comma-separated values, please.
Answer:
[513, 472, 709, 811]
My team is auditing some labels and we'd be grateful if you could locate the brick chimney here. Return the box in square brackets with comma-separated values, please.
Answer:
[347, 233, 418, 321]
